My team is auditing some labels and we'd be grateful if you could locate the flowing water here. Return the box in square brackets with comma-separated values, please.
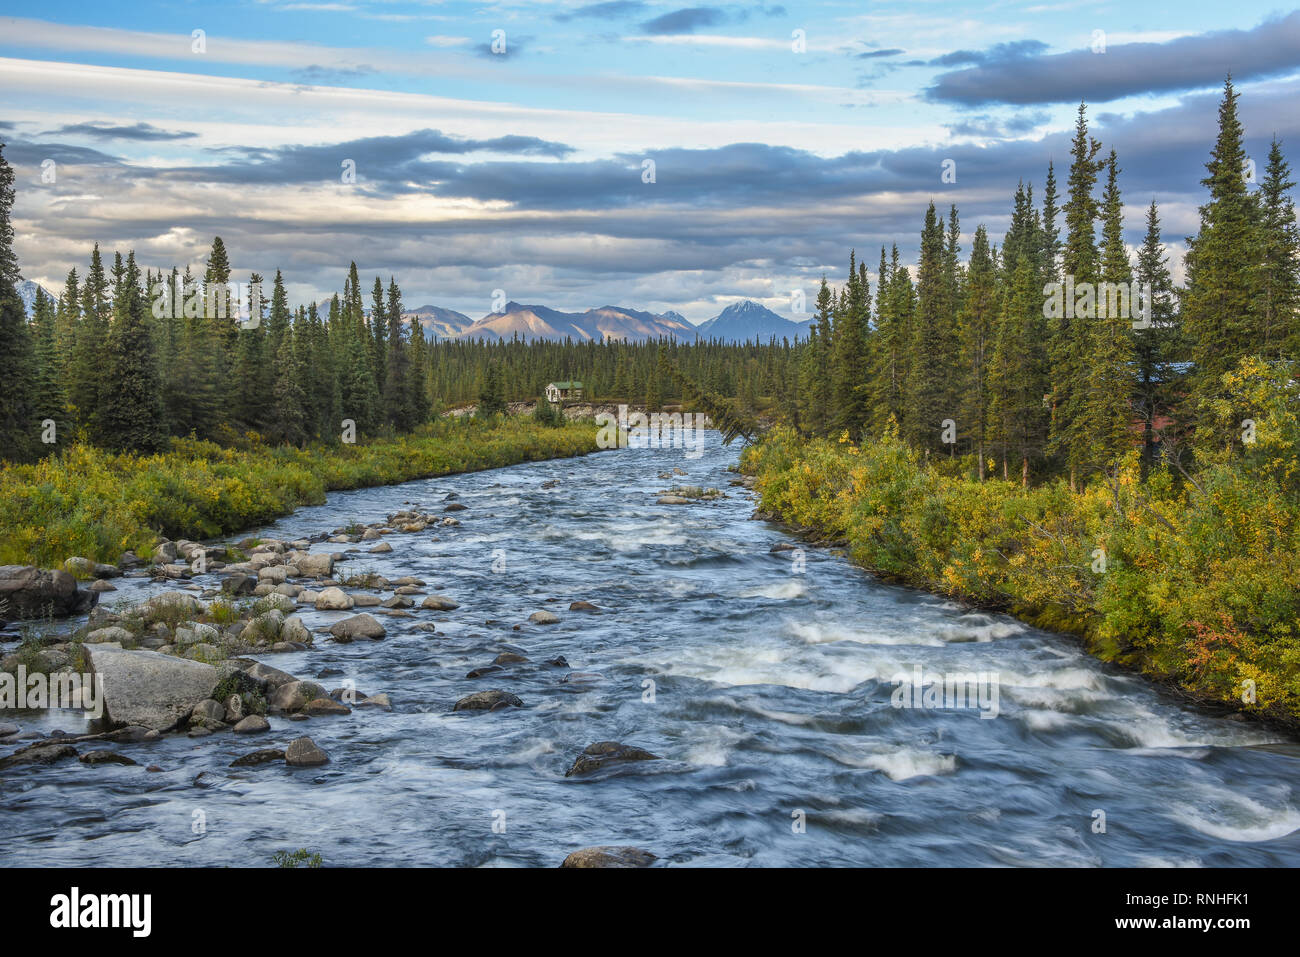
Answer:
[3, 433, 1299, 867]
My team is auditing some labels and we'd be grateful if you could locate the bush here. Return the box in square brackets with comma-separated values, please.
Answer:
[743, 411, 1300, 727]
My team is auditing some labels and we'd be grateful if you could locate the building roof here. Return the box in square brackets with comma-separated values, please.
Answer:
[548, 381, 583, 389]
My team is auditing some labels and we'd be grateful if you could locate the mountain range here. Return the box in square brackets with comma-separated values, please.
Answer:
[406, 299, 811, 344]
[20, 280, 809, 345]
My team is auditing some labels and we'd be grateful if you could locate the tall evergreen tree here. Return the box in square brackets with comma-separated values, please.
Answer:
[959, 225, 998, 479]
[1048, 103, 1104, 487]
[1257, 137, 1300, 357]
[1132, 200, 1180, 474]
[1083, 150, 1137, 470]
[1181, 77, 1266, 453]
[0, 142, 35, 462]
[832, 252, 871, 438]
[100, 253, 166, 453]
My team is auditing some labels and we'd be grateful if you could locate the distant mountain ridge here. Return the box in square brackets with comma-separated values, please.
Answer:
[314, 295, 810, 344]
[695, 300, 812, 342]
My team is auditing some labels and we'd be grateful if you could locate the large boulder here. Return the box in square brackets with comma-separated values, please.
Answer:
[85, 645, 220, 732]
[289, 552, 334, 578]
[0, 565, 98, 619]
[329, 614, 386, 641]
[315, 587, 354, 611]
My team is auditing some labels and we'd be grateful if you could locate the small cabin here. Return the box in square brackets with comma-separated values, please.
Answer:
[545, 381, 584, 404]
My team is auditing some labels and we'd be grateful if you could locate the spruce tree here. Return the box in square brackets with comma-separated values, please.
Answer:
[100, 253, 166, 453]
[906, 202, 959, 451]
[1048, 103, 1104, 487]
[383, 277, 415, 431]
[989, 256, 1050, 485]
[1084, 150, 1137, 470]
[1181, 77, 1265, 453]
[1257, 138, 1300, 357]
[1133, 200, 1179, 474]
[0, 143, 37, 462]
[959, 225, 997, 479]
[832, 253, 871, 438]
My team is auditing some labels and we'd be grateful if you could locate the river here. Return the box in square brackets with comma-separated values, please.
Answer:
[2, 432, 1299, 866]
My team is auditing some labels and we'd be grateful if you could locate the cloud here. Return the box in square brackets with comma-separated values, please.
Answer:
[928, 40, 1048, 68]
[856, 48, 905, 60]
[946, 111, 1050, 138]
[927, 12, 1300, 105]
[44, 121, 198, 141]
[555, 1, 649, 22]
[640, 7, 729, 35]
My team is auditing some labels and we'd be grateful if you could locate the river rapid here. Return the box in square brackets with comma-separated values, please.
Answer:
[2, 433, 1299, 867]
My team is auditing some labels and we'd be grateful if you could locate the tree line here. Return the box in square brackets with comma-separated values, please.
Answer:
[1, 77, 1295, 479]
[794, 78, 1298, 487]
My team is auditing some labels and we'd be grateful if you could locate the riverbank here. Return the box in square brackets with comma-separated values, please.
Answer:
[741, 427, 1300, 733]
[0, 417, 599, 572]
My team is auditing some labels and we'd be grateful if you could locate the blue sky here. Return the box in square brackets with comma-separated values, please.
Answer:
[1, 1, 1297, 322]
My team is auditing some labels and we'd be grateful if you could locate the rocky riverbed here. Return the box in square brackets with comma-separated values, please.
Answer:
[2, 435, 1297, 868]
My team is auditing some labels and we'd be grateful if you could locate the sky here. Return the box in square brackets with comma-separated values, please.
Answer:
[1, 0, 1298, 323]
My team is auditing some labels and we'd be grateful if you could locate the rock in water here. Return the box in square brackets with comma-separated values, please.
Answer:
[230, 748, 284, 767]
[0, 565, 98, 618]
[453, 690, 524, 712]
[0, 742, 79, 769]
[85, 645, 219, 732]
[560, 846, 657, 868]
[233, 715, 270, 734]
[420, 595, 460, 611]
[314, 587, 354, 611]
[529, 610, 560, 625]
[328, 613, 386, 641]
[79, 750, 138, 766]
[565, 741, 661, 777]
[285, 736, 329, 767]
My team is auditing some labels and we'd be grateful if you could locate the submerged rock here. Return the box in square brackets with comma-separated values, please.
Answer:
[453, 690, 524, 712]
[230, 747, 284, 767]
[79, 750, 138, 766]
[560, 846, 657, 869]
[565, 741, 661, 777]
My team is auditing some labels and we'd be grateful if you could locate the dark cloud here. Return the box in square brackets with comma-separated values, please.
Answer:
[946, 111, 1050, 138]
[554, 1, 648, 22]
[640, 7, 729, 34]
[45, 121, 197, 142]
[15, 82, 1300, 313]
[856, 48, 905, 60]
[150, 129, 575, 190]
[929, 40, 1047, 68]
[928, 12, 1300, 105]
